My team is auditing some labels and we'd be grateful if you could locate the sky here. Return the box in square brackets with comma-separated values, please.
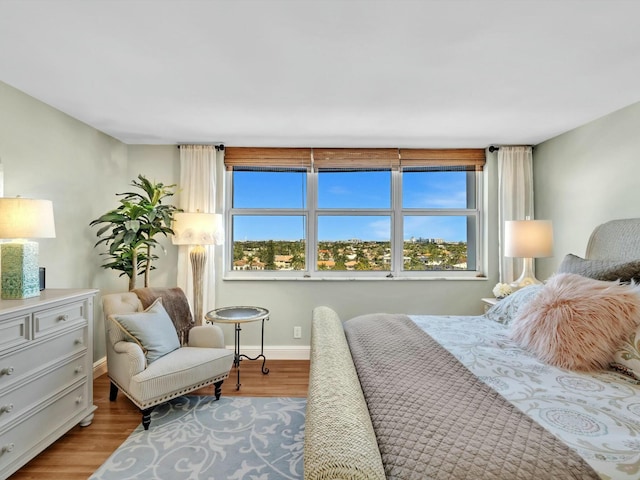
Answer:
[232, 170, 470, 242]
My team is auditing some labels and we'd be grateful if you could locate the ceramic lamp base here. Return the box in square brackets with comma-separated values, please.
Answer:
[510, 257, 542, 290]
[1, 241, 41, 299]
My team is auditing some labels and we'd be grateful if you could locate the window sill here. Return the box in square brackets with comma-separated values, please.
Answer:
[222, 274, 488, 281]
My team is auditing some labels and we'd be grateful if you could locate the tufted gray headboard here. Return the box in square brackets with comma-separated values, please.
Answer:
[585, 218, 640, 261]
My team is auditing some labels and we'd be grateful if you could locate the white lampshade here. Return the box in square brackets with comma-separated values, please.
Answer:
[504, 220, 553, 258]
[172, 212, 223, 246]
[0, 198, 56, 239]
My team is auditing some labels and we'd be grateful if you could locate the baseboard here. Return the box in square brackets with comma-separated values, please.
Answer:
[226, 345, 310, 360]
[93, 357, 108, 379]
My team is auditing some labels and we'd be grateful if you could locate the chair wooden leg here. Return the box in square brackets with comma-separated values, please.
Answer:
[141, 406, 155, 430]
[109, 381, 118, 401]
[214, 380, 223, 400]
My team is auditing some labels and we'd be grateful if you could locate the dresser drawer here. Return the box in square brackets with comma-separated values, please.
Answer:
[0, 381, 88, 474]
[33, 301, 86, 338]
[0, 325, 87, 391]
[0, 315, 29, 352]
[0, 353, 88, 430]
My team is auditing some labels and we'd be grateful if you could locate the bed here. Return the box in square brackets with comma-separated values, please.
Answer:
[304, 218, 640, 480]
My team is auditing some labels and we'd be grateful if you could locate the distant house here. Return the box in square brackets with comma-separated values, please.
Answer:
[317, 260, 336, 269]
[275, 255, 293, 270]
[251, 260, 266, 270]
[233, 259, 249, 271]
[234, 259, 265, 270]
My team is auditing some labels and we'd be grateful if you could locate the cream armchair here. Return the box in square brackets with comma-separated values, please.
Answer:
[102, 287, 233, 429]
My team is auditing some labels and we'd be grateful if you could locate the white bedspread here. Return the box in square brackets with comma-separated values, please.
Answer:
[410, 314, 640, 480]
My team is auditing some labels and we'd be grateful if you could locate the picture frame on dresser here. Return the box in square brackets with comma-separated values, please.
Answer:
[0, 288, 98, 479]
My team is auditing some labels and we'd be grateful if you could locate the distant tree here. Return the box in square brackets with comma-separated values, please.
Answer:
[265, 240, 276, 270]
[291, 253, 305, 270]
[334, 255, 347, 270]
[233, 242, 245, 261]
[355, 258, 371, 270]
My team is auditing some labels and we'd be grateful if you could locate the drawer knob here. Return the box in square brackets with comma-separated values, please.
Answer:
[0, 404, 13, 413]
[75, 396, 83, 404]
[1, 443, 14, 453]
[74, 366, 83, 374]
[0, 367, 14, 376]
[74, 338, 83, 345]
[58, 314, 70, 322]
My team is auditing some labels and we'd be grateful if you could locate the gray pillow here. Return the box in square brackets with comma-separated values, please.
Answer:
[112, 299, 181, 363]
[484, 284, 543, 325]
[558, 254, 640, 283]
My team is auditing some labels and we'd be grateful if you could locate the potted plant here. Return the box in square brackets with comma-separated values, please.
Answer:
[90, 174, 182, 290]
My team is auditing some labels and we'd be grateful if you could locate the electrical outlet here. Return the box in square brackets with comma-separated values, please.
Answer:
[293, 326, 302, 339]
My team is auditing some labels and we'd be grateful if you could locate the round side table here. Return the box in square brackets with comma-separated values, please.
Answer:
[205, 306, 269, 390]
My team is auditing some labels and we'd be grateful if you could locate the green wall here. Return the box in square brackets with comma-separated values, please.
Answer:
[1, 80, 502, 362]
[0, 82, 180, 361]
[533, 101, 640, 279]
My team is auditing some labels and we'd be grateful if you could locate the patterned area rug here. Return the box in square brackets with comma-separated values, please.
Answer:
[90, 396, 306, 480]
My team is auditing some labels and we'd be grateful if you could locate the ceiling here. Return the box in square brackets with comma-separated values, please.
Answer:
[1, 0, 639, 148]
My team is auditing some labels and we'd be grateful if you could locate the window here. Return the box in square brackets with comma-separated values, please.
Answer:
[225, 148, 485, 278]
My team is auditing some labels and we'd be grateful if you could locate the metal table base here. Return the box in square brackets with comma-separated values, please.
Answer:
[206, 306, 270, 390]
[233, 317, 269, 389]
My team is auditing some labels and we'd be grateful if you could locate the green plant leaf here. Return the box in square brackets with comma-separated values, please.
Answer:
[89, 174, 181, 286]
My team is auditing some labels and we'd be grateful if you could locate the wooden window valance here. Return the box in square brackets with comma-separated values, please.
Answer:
[224, 147, 312, 170]
[399, 149, 486, 171]
[225, 147, 486, 171]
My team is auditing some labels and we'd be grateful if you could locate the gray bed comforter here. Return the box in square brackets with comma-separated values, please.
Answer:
[343, 313, 600, 480]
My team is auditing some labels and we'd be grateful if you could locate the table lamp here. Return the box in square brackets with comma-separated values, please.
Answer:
[0, 198, 56, 299]
[172, 212, 223, 325]
[504, 219, 553, 289]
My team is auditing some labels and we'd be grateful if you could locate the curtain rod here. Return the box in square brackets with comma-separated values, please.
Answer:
[176, 144, 225, 151]
[488, 145, 534, 153]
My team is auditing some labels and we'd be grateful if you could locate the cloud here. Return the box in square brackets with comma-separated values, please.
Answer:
[328, 185, 351, 195]
[403, 216, 466, 242]
[368, 219, 391, 240]
[404, 172, 468, 208]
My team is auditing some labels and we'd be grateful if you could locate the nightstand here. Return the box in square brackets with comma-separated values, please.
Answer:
[481, 297, 498, 313]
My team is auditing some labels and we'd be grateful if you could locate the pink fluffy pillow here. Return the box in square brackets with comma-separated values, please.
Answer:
[510, 273, 640, 371]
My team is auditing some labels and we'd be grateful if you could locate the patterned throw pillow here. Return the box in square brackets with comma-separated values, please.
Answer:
[611, 324, 640, 381]
[484, 284, 543, 325]
[112, 299, 181, 363]
[558, 253, 640, 283]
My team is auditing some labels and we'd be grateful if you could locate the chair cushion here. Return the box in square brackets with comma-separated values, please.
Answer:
[128, 347, 234, 406]
[112, 299, 181, 364]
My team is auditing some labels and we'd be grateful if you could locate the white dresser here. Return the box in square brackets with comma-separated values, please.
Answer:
[0, 289, 97, 479]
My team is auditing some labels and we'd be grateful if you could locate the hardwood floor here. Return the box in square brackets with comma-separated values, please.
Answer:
[8, 359, 310, 480]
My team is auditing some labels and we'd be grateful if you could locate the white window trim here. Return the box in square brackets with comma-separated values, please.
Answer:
[223, 169, 485, 280]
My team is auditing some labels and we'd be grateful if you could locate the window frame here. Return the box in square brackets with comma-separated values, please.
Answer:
[224, 149, 485, 280]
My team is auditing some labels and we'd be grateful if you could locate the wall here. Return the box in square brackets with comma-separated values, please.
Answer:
[213, 151, 501, 352]
[2, 80, 503, 362]
[131, 147, 503, 355]
[0, 82, 180, 362]
[533, 101, 640, 279]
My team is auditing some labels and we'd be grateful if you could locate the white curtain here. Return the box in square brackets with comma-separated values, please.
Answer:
[177, 145, 220, 319]
[497, 146, 534, 283]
